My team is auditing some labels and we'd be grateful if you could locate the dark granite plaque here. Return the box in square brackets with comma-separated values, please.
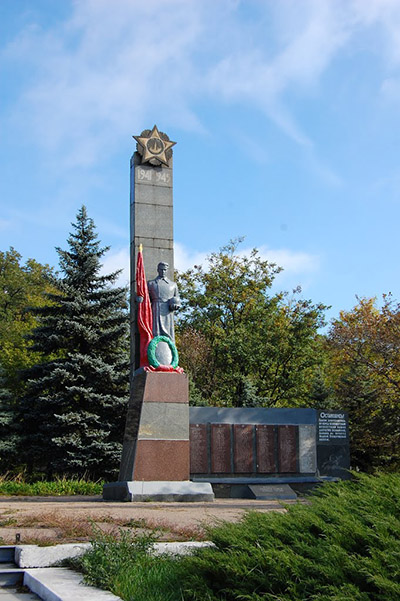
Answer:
[190, 424, 208, 474]
[278, 425, 298, 473]
[256, 425, 276, 473]
[318, 411, 348, 443]
[211, 424, 231, 473]
[233, 424, 254, 473]
[317, 445, 351, 479]
[317, 411, 350, 479]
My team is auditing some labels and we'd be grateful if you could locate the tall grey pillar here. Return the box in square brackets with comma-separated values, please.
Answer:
[130, 125, 176, 372]
[103, 126, 214, 501]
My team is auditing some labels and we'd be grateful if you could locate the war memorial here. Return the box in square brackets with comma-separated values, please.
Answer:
[103, 127, 350, 502]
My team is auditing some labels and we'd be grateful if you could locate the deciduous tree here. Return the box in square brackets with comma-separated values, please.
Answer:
[327, 295, 400, 470]
[176, 239, 326, 407]
[0, 248, 55, 394]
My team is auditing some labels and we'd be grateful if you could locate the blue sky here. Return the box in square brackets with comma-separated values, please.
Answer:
[1, 0, 400, 323]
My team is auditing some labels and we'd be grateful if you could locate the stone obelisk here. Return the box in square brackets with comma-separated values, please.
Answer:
[129, 125, 175, 373]
[103, 126, 213, 502]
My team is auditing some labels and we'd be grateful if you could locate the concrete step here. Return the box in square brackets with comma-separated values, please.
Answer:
[0, 549, 15, 564]
[24, 568, 121, 600]
[0, 591, 40, 599]
[0, 549, 24, 590]
[0, 571, 24, 587]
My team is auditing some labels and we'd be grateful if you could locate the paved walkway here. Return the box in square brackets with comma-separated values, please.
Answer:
[0, 589, 40, 600]
[0, 496, 294, 544]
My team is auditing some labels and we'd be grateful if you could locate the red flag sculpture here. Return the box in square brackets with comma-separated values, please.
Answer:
[136, 245, 153, 367]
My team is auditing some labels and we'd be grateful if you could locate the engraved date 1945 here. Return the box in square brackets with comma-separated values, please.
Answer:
[137, 168, 170, 184]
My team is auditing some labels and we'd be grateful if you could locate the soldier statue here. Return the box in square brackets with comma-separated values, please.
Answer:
[138, 262, 180, 342]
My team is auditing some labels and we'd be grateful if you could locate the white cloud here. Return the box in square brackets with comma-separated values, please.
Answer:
[175, 241, 321, 296]
[174, 242, 209, 272]
[100, 246, 130, 287]
[351, 0, 400, 65]
[5, 0, 400, 168]
[174, 241, 319, 277]
[253, 244, 321, 294]
[256, 245, 320, 275]
[100, 242, 211, 289]
[5, 0, 210, 167]
[102, 241, 319, 285]
[101, 242, 210, 287]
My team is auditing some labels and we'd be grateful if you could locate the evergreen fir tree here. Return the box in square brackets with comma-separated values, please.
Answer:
[20, 206, 129, 478]
[308, 368, 334, 409]
[237, 377, 268, 408]
[0, 365, 19, 471]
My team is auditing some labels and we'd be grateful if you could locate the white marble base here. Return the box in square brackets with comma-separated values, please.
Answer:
[103, 480, 214, 502]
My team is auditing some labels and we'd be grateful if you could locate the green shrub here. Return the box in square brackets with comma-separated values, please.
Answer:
[75, 473, 400, 601]
[182, 473, 400, 601]
[71, 527, 182, 601]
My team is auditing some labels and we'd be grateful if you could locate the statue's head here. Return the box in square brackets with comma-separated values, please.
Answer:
[157, 262, 169, 277]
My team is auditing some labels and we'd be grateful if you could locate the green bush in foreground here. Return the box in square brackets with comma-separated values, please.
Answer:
[0, 474, 103, 496]
[72, 528, 179, 601]
[75, 473, 400, 601]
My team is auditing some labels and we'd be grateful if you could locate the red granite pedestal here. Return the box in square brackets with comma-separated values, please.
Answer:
[103, 371, 214, 501]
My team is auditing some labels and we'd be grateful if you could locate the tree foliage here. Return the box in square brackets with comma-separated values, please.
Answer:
[327, 295, 400, 471]
[176, 239, 326, 407]
[0, 248, 56, 394]
[20, 206, 129, 478]
[0, 248, 56, 471]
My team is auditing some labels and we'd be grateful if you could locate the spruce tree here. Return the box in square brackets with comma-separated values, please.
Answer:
[0, 365, 19, 471]
[20, 206, 129, 479]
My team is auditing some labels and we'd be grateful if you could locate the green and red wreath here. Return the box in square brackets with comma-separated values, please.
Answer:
[147, 335, 179, 369]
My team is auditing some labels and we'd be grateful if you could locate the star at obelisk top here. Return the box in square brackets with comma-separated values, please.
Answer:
[133, 125, 176, 167]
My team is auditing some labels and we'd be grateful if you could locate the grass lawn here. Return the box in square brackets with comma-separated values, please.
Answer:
[0, 474, 103, 496]
[73, 472, 400, 601]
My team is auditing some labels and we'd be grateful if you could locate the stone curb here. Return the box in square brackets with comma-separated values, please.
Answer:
[153, 541, 215, 556]
[15, 541, 214, 568]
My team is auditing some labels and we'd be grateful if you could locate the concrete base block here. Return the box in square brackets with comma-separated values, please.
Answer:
[103, 480, 214, 502]
[15, 543, 90, 568]
[248, 484, 297, 500]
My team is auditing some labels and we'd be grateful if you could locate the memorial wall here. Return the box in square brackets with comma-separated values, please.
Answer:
[189, 408, 350, 480]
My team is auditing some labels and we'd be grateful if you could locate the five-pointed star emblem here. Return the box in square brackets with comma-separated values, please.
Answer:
[133, 125, 176, 166]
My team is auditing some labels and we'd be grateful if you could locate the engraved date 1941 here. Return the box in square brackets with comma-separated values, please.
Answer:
[137, 168, 170, 184]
